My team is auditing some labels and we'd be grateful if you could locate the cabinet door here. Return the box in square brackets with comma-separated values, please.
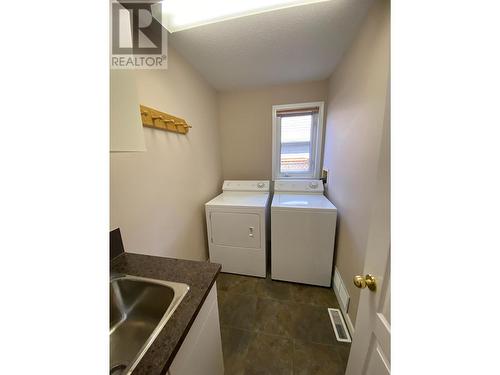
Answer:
[210, 212, 261, 249]
[110, 70, 146, 152]
[168, 284, 224, 375]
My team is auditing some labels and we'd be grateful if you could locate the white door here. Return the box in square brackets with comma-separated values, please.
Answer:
[345, 86, 390, 375]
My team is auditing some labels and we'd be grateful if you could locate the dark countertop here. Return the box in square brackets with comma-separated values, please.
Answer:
[111, 252, 221, 374]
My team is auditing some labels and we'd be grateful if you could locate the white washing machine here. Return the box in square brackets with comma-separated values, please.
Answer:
[205, 180, 270, 277]
[271, 180, 337, 287]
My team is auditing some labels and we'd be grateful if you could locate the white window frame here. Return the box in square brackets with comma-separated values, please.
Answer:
[272, 101, 324, 180]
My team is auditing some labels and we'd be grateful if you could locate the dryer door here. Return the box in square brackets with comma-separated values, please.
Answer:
[210, 212, 261, 249]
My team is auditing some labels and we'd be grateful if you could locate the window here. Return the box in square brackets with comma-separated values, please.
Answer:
[272, 102, 324, 180]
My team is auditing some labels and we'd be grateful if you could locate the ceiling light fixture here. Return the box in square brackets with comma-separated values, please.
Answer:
[160, 0, 331, 33]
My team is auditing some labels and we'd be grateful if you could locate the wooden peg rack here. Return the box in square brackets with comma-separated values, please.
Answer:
[140, 105, 192, 134]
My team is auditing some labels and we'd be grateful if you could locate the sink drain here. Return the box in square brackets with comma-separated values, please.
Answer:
[110, 364, 127, 375]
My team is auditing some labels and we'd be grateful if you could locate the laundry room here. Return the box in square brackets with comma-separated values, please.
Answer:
[6, 0, 500, 373]
[109, 0, 389, 374]
[105, 2, 391, 374]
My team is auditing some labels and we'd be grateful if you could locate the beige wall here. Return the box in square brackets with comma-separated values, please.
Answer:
[110, 47, 222, 261]
[218, 80, 329, 180]
[322, 0, 390, 325]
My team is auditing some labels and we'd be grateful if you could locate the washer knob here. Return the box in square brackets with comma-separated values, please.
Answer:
[257, 182, 265, 188]
[309, 181, 318, 189]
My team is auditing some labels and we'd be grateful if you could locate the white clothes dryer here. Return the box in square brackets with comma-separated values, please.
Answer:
[205, 180, 270, 277]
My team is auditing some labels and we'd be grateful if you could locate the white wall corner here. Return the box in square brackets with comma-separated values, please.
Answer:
[333, 267, 355, 336]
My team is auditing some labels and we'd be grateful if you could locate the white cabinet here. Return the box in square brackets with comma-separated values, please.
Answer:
[110, 70, 146, 152]
[167, 283, 224, 375]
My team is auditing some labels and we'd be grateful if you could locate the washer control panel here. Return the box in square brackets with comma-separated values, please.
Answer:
[309, 181, 319, 189]
[274, 180, 324, 193]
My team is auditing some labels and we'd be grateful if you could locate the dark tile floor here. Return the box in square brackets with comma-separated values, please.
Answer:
[216, 272, 351, 375]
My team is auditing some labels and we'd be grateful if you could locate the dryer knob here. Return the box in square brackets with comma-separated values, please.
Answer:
[309, 181, 318, 189]
[257, 182, 265, 188]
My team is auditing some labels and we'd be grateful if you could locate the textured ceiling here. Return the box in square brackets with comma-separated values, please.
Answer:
[169, 0, 374, 91]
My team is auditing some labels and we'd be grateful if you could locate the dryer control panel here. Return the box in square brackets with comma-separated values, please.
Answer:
[274, 180, 324, 193]
[223, 180, 270, 192]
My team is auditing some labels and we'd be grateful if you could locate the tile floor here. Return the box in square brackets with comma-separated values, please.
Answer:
[216, 272, 351, 375]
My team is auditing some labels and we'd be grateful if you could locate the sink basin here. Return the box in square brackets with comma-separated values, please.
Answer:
[110, 274, 189, 375]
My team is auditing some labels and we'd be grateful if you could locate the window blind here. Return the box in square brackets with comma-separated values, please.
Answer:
[276, 107, 319, 117]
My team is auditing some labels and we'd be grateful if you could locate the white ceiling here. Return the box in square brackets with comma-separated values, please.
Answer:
[169, 0, 373, 91]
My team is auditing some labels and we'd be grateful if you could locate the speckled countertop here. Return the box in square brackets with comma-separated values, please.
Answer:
[111, 252, 221, 374]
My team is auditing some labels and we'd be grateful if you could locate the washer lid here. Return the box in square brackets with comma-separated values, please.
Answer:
[206, 192, 270, 208]
[272, 193, 337, 211]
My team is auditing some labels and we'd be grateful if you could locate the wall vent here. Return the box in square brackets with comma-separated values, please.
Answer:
[334, 268, 350, 313]
[328, 308, 352, 343]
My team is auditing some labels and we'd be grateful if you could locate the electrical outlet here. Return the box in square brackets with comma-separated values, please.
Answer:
[321, 168, 328, 182]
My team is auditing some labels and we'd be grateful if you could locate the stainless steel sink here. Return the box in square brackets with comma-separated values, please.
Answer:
[110, 274, 189, 375]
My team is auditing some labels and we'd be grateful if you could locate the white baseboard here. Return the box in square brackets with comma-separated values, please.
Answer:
[333, 267, 355, 336]
[344, 309, 355, 336]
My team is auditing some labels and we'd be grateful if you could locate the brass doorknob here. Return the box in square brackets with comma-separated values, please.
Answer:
[353, 274, 377, 291]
